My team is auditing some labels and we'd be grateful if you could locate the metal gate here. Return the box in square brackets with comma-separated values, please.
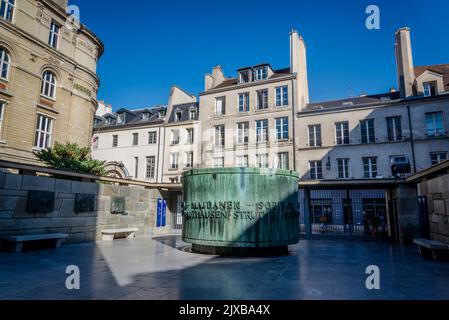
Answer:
[171, 193, 183, 231]
[299, 189, 390, 240]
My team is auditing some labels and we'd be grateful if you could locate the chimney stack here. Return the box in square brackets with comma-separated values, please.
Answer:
[395, 28, 415, 98]
[211, 65, 226, 88]
[290, 29, 309, 111]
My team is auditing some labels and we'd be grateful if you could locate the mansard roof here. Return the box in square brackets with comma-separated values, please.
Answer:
[168, 102, 199, 123]
[94, 105, 167, 129]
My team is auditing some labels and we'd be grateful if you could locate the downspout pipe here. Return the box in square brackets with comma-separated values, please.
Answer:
[407, 105, 417, 173]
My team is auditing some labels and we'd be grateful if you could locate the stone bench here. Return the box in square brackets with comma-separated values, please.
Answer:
[414, 239, 449, 262]
[101, 228, 138, 241]
[3, 233, 69, 253]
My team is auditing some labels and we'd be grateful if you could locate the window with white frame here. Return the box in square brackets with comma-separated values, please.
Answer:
[423, 81, 437, 97]
[276, 117, 289, 141]
[215, 97, 226, 115]
[48, 21, 60, 49]
[236, 155, 248, 168]
[171, 129, 179, 145]
[275, 86, 288, 107]
[175, 111, 182, 122]
[189, 109, 196, 120]
[142, 112, 149, 120]
[277, 152, 289, 170]
[430, 152, 448, 166]
[0, 48, 10, 80]
[426, 112, 445, 137]
[132, 133, 139, 146]
[386, 116, 403, 141]
[169, 153, 179, 170]
[257, 154, 269, 168]
[0, 0, 15, 22]
[237, 122, 249, 144]
[146, 156, 155, 179]
[186, 128, 194, 144]
[255, 66, 268, 81]
[112, 135, 118, 147]
[214, 157, 224, 168]
[239, 70, 252, 84]
[360, 119, 375, 143]
[363, 157, 378, 178]
[41, 70, 56, 99]
[148, 131, 157, 144]
[256, 119, 268, 142]
[185, 152, 194, 168]
[214, 125, 224, 147]
[337, 158, 351, 179]
[335, 121, 349, 145]
[34, 114, 53, 149]
[309, 161, 323, 180]
[256, 89, 268, 110]
[308, 124, 321, 147]
[238, 93, 249, 112]
[116, 113, 125, 124]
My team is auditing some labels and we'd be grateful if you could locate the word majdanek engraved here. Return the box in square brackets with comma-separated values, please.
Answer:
[184, 201, 298, 220]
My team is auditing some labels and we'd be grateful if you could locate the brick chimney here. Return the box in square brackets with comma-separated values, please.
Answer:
[395, 28, 415, 98]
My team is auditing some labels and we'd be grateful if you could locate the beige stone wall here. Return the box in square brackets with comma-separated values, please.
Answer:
[417, 175, 449, 244]
[199, 78, 295, 169]
[296, 98, 449, 180]
[0, 172, 174, 245]
[0, 0, 102, 164]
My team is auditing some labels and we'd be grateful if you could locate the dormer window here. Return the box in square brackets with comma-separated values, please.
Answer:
[175, 111, 182, 122]
[158, 110, 166, 118]
[142, 112, 150, 120]
[189, 109, 197, 120]
[104, 117, 111, 125]
[255, 66, 268, 81]
[117, 113, 125, 124]
[238, 69, 252, 84]
[423, 81, 437, 97]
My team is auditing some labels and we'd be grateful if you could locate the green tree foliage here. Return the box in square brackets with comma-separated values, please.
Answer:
[34, 142, 107, 176]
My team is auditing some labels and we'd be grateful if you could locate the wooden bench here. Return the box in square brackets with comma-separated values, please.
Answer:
[101, 228, 138, 241]
[413, 239, 449, 262]
[3, 233, 69, 253]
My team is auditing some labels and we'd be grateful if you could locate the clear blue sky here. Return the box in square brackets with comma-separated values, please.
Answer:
[71, 0, 449, 110]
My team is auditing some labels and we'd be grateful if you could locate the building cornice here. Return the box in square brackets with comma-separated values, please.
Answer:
[297, 94, 449, 117]
[94, 121, 165, 133]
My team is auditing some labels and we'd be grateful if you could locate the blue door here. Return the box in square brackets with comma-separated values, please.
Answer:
[156, 198, 167, 228]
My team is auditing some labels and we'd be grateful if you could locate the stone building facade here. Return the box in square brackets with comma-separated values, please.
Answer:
[198, 30, 308, 170]
[91, 86, 200, 185]
[0, 0, 103, 164]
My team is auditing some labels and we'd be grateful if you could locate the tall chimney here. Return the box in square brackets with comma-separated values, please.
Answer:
[211, 65, 226, 88]
[395, 28, 415, 98]
[290, 29, 309, 111]
[205, 74, 214, 91]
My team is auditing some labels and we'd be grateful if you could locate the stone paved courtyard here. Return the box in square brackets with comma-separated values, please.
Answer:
[0, 236, 449, 300]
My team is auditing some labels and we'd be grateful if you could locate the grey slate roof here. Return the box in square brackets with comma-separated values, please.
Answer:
[94, 105, 167, 129]
[303, 92, 401, 112]
[168, 102, 199, 123]
[212, 67, 292, 90]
